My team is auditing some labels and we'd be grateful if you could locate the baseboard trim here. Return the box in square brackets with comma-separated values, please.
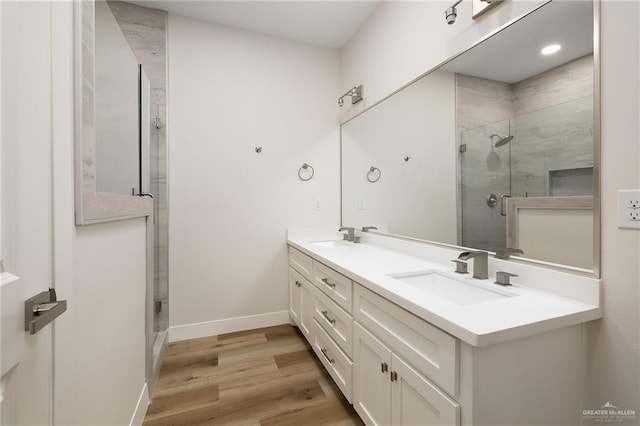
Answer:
[169, 310, 290, 342]
[129, 383, 149, 426]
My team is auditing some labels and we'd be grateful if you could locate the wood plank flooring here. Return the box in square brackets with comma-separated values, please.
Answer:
[144, 325, 364, 425]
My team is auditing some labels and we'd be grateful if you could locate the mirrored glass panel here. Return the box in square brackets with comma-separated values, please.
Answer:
[95, 0, 139, 196]
[341, 0, 596, 271]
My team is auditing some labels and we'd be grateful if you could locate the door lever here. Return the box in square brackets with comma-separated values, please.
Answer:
[25, 289, 67, 335]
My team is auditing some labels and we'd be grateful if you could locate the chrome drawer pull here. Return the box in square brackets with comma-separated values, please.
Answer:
[295, 281, 302, 288]
[321, 277, 336, 288]
[381, 362, 388, 373]
[321, 310, 336, 324]
[320, 348, 335, 365]
[390, 371, 398, 382]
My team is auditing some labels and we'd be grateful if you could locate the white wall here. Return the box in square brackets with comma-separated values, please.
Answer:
[342, 70, 457, 243]
[341, 0, 639, 414]
[340, 0, 540, 122]
[168, 14, 341, 340]
[588, 0, 640, 411]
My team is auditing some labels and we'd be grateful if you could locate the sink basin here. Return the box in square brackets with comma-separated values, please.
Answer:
[310, 240, 351, 248]
[389, 271, 512, 305]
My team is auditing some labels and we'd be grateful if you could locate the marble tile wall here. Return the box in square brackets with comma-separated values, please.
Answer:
[455, 54, 594, 252]
[107, 1, 169, 333]
[511, 55, 594, 199]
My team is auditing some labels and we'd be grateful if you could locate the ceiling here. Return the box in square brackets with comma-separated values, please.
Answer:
[128, 0, 380, 49]
[441, 0, 594, 84]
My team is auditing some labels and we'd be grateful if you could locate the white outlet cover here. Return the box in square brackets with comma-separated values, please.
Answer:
[617, 190, 640, 229]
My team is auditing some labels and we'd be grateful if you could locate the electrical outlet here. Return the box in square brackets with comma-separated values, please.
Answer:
[358, 198, 366, 210]
[618, 190, 640, 229]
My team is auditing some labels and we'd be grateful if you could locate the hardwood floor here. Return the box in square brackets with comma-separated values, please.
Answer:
[144, 325, 364, 425]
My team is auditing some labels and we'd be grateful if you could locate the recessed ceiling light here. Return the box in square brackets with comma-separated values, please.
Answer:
[541, 44, 561, 55]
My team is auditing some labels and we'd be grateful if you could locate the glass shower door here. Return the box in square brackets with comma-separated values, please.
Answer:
[460, 120, 511, 252]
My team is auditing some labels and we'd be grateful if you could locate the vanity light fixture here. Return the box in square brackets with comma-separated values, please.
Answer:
[338, 85, 364, 107]
[447, 0, 499, 25]
[445, 0, 462, 25]
[541, 44, 561, 55]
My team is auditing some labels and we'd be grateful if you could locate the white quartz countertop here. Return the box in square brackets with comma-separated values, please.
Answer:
[288, 234, 601, 347]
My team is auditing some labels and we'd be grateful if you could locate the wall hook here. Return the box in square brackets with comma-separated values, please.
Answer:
[255, 146, 262, 153]
[404, 156, 411, 162]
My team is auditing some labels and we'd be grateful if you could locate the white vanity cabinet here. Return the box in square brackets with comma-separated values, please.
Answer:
[288, 248, 314, 342]
[353, 284, 460, 426]
[288, 267, 313, 342]
[354, 322, 460, 426]
[287, 242, 587, 426]
[289, 247, 355, 401]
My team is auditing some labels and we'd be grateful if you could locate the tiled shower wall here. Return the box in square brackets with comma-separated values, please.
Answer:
[107, 1, 169, 333]
[455, 55, 594, 251]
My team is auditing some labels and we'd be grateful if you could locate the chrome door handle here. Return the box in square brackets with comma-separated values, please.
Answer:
[321, 278, 336, 288]
[321, 310, 336, 324]
[320, 348, 335, 365]
[500, 194, 511, 216]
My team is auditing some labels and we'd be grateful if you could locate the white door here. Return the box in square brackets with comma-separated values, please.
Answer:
[353, 323, 391, 426]
[298, 277, 313, 341]
[289, 268, 302, 324]
[1, 1, 60, 424]
[391, 354, 460, 426]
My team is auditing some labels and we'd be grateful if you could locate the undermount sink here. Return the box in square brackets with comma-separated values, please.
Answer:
[310, 240, 351, 248]
[389, 270, 513, 306]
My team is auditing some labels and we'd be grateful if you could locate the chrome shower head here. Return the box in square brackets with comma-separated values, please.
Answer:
[445, 6, 457, 24]
[491, 134, 514, 147]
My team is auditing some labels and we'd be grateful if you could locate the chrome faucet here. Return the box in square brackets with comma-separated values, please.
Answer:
[495, 248, 524, 260]
[458, 251, 488, 279]
[496, 247, 524, 260]
[338, 226, 358, 243]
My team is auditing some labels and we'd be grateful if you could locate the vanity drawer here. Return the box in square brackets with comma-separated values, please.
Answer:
[312, 319, 353, 403]
[289, 246, 313, 282]
[354, 284, 458, 396]
[313, 286, 353, 358]
[313, 262, 353, 313]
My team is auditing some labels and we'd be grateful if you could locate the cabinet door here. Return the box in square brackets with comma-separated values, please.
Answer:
[391, 354, 460, 426]
[353, 323, 391, 426]
[289, 268, 302, 325]
[299, 277, 313, 342]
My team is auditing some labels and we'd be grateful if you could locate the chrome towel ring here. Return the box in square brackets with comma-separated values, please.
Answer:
[367, 166, 381, 183]
[298, 163, 314, 181]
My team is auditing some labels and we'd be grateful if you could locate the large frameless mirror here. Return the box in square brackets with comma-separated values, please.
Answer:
[341, 0, 599, 274]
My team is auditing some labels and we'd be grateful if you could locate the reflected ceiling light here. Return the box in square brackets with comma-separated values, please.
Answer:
[541, 44, 561, 55]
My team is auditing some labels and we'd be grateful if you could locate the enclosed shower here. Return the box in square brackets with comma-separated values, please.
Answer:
[459, 95, 594, 253]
